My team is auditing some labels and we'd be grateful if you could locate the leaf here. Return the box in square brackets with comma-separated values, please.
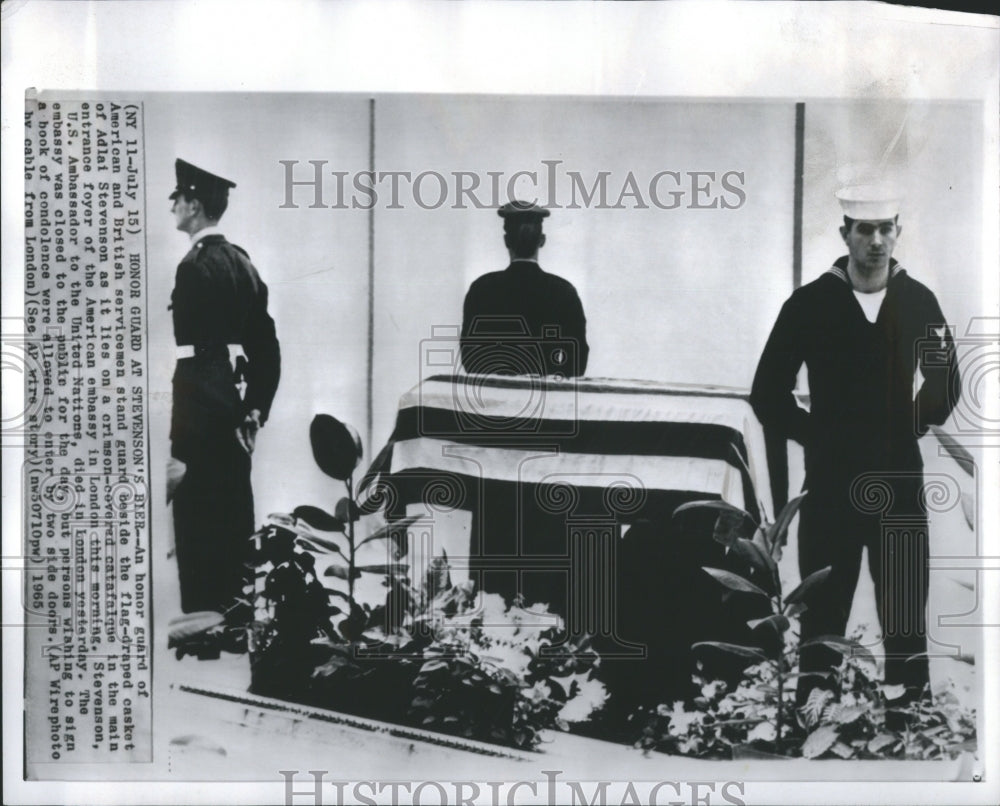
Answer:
[764, 493, 806, 554]
[868, 733, 898, 753]
[801, 725, 839, 759]
[265, 511, 297, 528]
[423, 549, 452, 598]
[266, 515, 346, 549]
[357, 514, 422, 555]
[324, 564, 361, 580]
[960, 491, 974, 530]
[785, 566, 832, 606]
[800, 634, 875, 664]
[746, 721, 777, 743]
[314, 653, 354, 678]
[702, 567, 770, 600]
[295, 535, 347, 558]
[167, 612, 226, 645]
[674, 499, 758, 538]
[784, 601, 808, 618]
[334, 497, 361, 524]
[800, 688, 834, 730]
[356, 563, 410, 576]
[730, 537, 779, 594]
[310, 414, 363, 481]
[338, 603, 368, 641]
[292, 505, 345, 533]
[713, 509, 757, 548]
[357, 440, 395, 494]
[691, 641, 767, 662]
[830, 741, 854, 759]
[828, 704, 865, 726]
[747, 614, 790, 635]
[881, 683, 907, 701]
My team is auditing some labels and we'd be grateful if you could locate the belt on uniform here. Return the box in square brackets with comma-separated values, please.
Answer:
[176, 344, 247, 377]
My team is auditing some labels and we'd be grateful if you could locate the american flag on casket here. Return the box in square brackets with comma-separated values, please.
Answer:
[361, 374, 778, 700]
[363, 374, 774, 528]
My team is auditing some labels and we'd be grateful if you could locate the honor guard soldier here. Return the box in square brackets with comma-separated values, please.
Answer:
[751, 184, 960, 706]
[460, 201, 589, 377]
[167, 159, 281, 621]
[457, 201, 590, 619]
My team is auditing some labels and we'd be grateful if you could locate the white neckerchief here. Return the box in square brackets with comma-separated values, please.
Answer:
[853, 287, 887, 323]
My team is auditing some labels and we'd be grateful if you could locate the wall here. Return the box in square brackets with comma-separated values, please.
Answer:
[141, 94, 983, 523]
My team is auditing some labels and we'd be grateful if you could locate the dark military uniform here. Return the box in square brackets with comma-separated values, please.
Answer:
[170, 232, 280, 615]
[460, 260, 589, 377]
[457, 203, 590, 618]
[751, 257, 959, 700]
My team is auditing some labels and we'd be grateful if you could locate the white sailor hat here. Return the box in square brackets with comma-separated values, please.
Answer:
[835, 184, 901, 220]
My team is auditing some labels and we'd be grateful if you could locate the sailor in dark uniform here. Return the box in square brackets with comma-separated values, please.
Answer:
[751, 185, 960, 705]
[460, 201, 589, 377]
[167, 159, 281, 619]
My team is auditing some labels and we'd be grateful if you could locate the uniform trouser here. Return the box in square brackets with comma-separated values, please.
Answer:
[796, 472, 929, 704]
[173, 435, 254, 616]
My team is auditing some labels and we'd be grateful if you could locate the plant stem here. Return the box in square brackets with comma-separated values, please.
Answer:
[775, 587, 784, 750]
[776, 647, 784, 750]
[346, 475, 356, 606]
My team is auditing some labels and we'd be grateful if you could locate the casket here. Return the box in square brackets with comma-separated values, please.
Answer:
[365, 374, 777, 708]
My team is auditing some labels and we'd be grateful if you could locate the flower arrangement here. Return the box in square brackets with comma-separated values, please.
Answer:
[631, 488, 977, 761]
[241, 413, 606, 750]
[635, 632, 976, 760]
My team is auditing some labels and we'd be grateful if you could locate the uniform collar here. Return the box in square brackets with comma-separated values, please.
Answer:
[508, 258, 540, 269]
[190, 225, 225, 245]
[825, 256, 905, 287]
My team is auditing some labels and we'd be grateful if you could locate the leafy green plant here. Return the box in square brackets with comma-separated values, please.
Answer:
[634, 665, 783, 758]
[797, 639, 976, 760]
[241, 412, 606, 750]
[672, 492, 841, 751]
[406, 594, 605, 749]
[637, 630, 976, 761]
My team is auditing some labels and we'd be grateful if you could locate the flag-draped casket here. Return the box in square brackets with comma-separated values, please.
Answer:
[365, 375, 775, 705]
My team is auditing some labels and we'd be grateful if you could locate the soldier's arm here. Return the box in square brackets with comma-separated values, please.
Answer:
[568, 286, 589, 376]
[750, 296, 811, 446]
[242, 279, 281, 425]
[914, 292, 961, 434]
[459, 283, 481, 373]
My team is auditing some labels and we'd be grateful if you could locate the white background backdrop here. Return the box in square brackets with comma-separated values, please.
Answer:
[133, 94, 985, 524]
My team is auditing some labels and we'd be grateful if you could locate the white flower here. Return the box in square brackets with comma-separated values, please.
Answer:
[700, 680, 724, 700]
[667, 702, 702, 735]
[558, 678, 608, 723]
[716, 695, 736, 716]
[524, 681, 552, 704]
[747, 721, 777, 743]
[482, 641, 532, 678]
[478, 593, 509, 626]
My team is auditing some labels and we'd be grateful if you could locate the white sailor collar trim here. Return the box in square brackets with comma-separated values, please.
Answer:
[825, 259, 905, 285]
